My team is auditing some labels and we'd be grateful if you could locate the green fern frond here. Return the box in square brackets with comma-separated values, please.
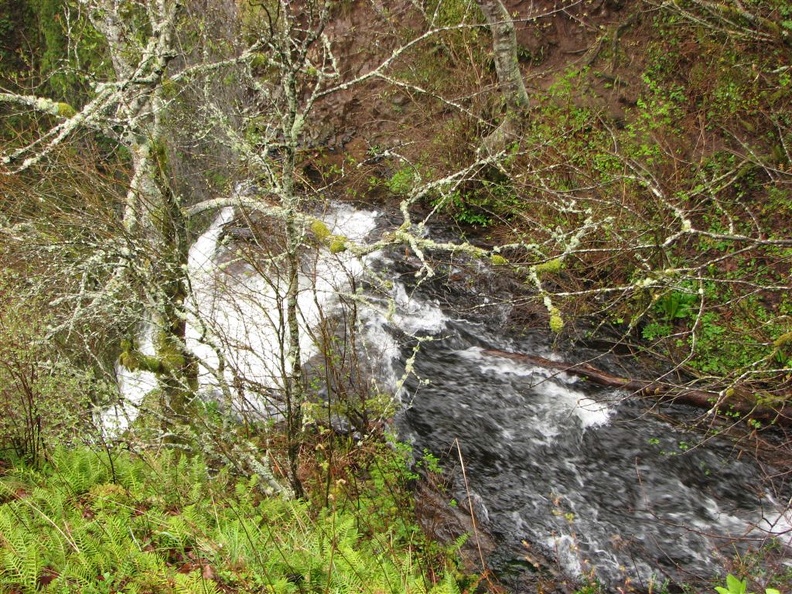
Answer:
[0, 508, 30, 555]
[429, 571, 462, 594]
[57, 556, 96, 590]
[49, 447, 111, 495]
[16, 542, 42, 593]
[174, 571, 220, 594]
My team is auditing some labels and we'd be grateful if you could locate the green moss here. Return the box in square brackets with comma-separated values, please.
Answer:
[773, 331, 792, 348]
[118, 332, 187, 376]
[155, 331, 186, 370]
[56, 102, 76, 118]
[119, 345, 165, 375]
[329, 236, 347, 253]
[160, 77, 177, 98]
[535, 258, 564, 275]
[490, 254, 508, 266]
[310, 219, 332, 240]
[548, 307, 565, 333]
[249, 53, 269, 70]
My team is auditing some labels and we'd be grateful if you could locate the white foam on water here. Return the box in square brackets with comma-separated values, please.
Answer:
[190, 207, 236, 276]
[541, 382, 614, 429]
[357, 308, 402, 387]
[574, 397, 613, 428]
[113, 202, 381, 426]
[460, 347, 614, 430]
[106, 206, 237, 425]
[325, 203, 381, 244]
[547, 533, 585, 577]
[103, 324, 158, 435]
[460, 346, 545, 377]
[755, 496, 792, 549]
[348, 280, 451, 400]
[391, 282, 449, 334]
[184, 204, 380, 405]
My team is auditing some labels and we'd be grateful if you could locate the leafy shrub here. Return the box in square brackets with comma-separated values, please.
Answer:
[0, 276, 105, 465]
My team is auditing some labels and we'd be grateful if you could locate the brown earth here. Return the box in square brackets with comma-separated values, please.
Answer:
[309, 0, 643, 158]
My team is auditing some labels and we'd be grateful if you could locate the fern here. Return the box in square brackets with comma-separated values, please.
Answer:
[1, 445, 460, 593]
[174, 571, 221, 594]
[48, 447, 111, 495]
[429, 571, 463, 594]
[1, 536, 42, 593]
[0, 497, 56, 593]
[57, 556, 96, 591]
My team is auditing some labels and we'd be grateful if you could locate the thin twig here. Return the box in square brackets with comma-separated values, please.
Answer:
[454, 438, 487, 572]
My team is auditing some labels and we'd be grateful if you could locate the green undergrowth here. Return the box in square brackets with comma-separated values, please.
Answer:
[0, 444, 466, 594]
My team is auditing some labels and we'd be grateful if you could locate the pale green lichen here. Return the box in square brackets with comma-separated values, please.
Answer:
[291, 114, 305, 138]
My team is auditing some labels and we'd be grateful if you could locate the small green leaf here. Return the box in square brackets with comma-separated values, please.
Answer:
[726, 574, 747, 594]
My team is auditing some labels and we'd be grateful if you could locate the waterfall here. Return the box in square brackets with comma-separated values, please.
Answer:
[110, 202, 379, 427]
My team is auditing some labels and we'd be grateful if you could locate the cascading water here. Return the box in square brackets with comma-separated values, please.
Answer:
[184, 203, 380, 405]
[343, 214, 791, 590]
[112, 201, 790, 590]
[108, 201, 380, 429]
[394, 319, 785, 589]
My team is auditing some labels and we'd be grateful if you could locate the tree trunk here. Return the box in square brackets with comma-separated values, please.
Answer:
[91, 0, 198, 424]
[120, 135, 197, 425]
[281, 44, 306, 498]
[476, 0, 529, 155]
[476, 0, 529, 115]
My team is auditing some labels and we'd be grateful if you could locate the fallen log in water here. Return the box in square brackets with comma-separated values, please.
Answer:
[481, 348, 792, 428]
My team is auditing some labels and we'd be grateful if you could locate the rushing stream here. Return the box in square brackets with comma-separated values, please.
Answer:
[394, 317, 787, 589]
[356, 253, 789, 589]
[115, 202, 791, 591]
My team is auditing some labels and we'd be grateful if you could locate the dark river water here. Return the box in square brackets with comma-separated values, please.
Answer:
[393, 315, 780, 590]
[363, 245, 790, 591]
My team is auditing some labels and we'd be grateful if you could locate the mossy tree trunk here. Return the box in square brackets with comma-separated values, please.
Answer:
[85, 0, 197, 423]
[0, 0, 202, 435]
[476, 0, 530, 153]
[476, 0, 529, 115]
[122, 139, 197, 422]
[271, 1, 320, 499]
